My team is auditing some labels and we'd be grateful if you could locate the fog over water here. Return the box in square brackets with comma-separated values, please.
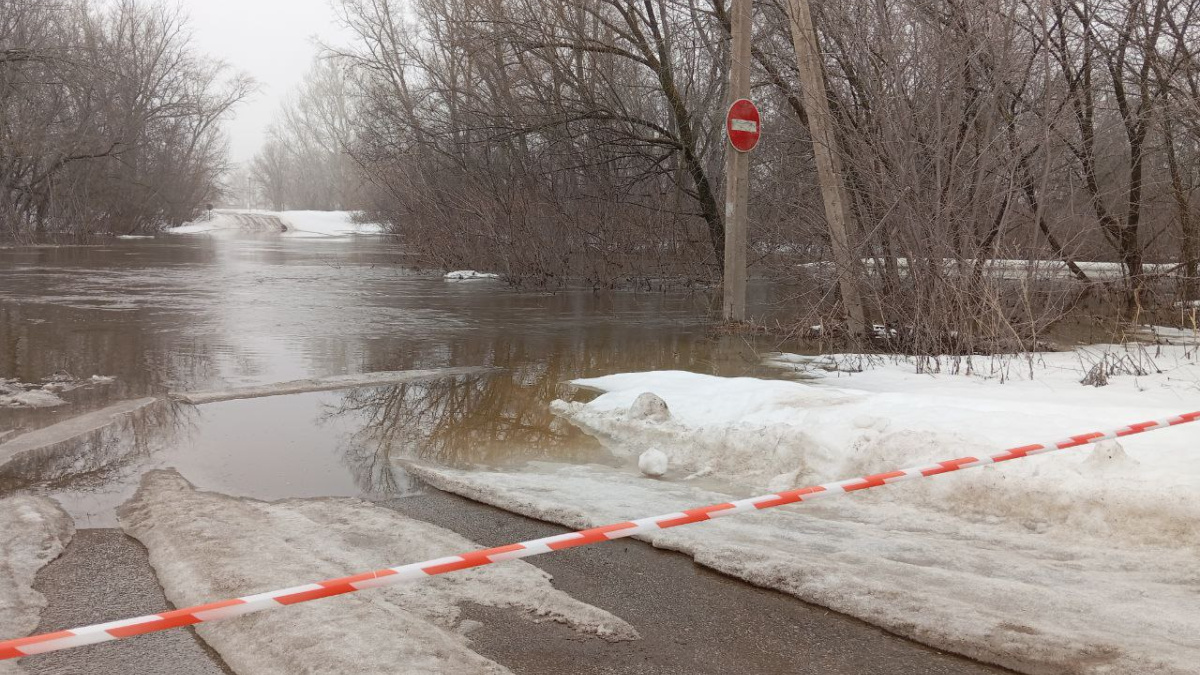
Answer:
[183, 0, 352, 162]
[0, 235, 780, 525]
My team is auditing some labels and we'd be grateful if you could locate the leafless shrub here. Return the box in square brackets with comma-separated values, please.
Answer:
[306, 0, 1200, 348]
[1, 0, 250, 237]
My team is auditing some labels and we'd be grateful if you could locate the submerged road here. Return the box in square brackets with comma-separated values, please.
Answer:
[25, 489, 1011, 675]
[3, 234, 1013, 673]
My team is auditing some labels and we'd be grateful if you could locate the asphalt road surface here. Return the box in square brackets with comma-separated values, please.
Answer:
[25, 489, 1013, 675]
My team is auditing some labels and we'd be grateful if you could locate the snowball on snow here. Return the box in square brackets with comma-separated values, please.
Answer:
[629, 392, 670, 421]
[638, 448, 669, 477]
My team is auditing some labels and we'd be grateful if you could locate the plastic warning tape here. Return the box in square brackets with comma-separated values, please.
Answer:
[3, 410, 1197, 660]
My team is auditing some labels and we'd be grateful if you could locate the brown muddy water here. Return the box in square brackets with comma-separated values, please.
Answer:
[0, 234, 792, 525]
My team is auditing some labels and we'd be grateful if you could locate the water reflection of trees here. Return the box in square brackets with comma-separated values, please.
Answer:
[0, 399, 193, 492]
[331, 371, 598, 494]
[329, 330, 733, 493]
[0, 243, 233, 435]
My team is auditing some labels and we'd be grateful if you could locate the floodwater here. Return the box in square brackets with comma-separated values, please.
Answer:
[0, 234, 787, 525]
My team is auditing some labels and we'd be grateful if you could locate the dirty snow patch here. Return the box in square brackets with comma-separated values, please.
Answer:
[0, 372, 116, 409]
[406, 459, 1200, 675]
[444, 270, 500, 280]
[0, 497, 74, 675]
[0, 389, 65, 409]
[118, 470, 636, 675]
[551, 371, 861, 483]
[434, 347, 1200, 674]
[556, 355, 1200, 542]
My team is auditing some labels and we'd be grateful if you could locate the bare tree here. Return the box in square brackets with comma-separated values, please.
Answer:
[313, 0, 1200, 349]
[248, 57, 363, 211]
[1, 0, 250, 237]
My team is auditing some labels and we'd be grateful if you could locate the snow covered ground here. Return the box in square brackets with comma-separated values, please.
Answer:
[800, 257, 1176, 280]
[118, 470, 636, 675]
[0, 497, 73, 674]
[403, 338, 1200, 674]
[166, 210, 383, 238]
[275, 211, 384, 238]
[444, 271, 501, 281]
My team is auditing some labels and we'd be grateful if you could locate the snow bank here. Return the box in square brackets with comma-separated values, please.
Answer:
[444, 270, 500, 280]
[0, 496, 74, 675]
[405, 458, 1200, 675]
[558, 345, 1200, 548]
[800, 257, 1175, 280]
[552, 371, 862, 486]
[275, 211, 383, 238]
[118, 470, 636, 675]
[401, 341, 1200, 674]
[165, 210, 382, 238]
[163, 221, 219, 234]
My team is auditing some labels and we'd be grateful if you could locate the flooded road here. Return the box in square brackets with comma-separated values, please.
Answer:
[0, 234, 1021, 675]
[0, 234, 780, 525]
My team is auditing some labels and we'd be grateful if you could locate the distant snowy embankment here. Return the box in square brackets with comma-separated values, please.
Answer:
[166, 210, 383, 237]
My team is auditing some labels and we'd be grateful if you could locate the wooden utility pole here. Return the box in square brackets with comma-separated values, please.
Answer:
[722, 0, 752, 322]
[783, 0, 868, 337]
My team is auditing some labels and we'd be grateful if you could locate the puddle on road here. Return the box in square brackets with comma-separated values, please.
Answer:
[1, 235, 793, 525]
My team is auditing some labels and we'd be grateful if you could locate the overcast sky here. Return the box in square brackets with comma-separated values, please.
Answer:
[183, 0, 351, 164]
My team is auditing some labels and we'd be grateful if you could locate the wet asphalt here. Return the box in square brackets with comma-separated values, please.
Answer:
[22, 489, 1012, 675]
[25, 529, 233, 675]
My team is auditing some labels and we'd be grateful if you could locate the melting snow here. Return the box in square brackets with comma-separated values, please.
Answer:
[403, 341, 1200, 674]
[0, 497, 74, 675]
[276, 211, 383, 238]
[118, 470, 636, 675]
[444, 271, 500, 280]
[166, 211, 382, 238]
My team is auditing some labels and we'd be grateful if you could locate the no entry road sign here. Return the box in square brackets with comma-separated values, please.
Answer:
[726, 98, 761, 152]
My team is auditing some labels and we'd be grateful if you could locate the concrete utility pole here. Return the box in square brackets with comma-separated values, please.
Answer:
[783, 0, 868, 337]
[722, 0, 752, 322]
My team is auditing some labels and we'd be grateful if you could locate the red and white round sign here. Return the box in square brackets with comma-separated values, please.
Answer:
[726, 98, 761, 153]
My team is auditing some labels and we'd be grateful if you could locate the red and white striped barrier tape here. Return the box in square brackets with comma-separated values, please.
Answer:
[3, 410, 1197, 660]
